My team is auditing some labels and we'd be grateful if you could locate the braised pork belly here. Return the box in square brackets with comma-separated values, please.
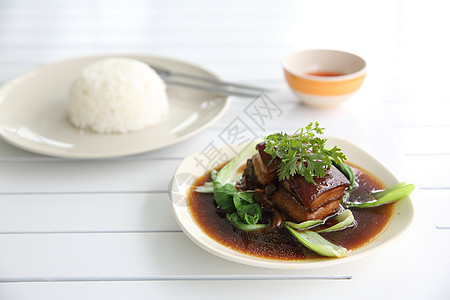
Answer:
[242, 142, 280, 189]
[270, 187, 342, 221]
[241, 142, 350, 223]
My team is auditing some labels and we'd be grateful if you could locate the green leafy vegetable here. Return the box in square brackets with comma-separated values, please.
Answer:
[340, 191, 350, 205]
[210, 170, 218, 182]
[195, 140, 260, 193]
[215, 139, 261, 185]
[237, 203, 262, 225]
[317, 209, 355, 233]
[346, 182, 415, 208]
[195, 182, 214, 193]
[213, 183, 238, 212]
[283, 219, 324, 231]
[284, 223, 348, 258]
[214, 186, 266, 231]
[263, 122, 346, 182]
[283, 209, 355, 234]
[194, 139, 267, 231]
[227, 213, 267, 231]
[371, 182, 411, 200]
[233, 192, 262, 225]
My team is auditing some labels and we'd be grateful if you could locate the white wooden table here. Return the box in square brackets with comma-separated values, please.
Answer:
[0, 0, 449, 299]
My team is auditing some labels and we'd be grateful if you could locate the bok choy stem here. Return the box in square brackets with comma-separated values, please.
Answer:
[195, 139, 261, 192]
[215, 140, 261, 185]
[347, 182, 415, 208]
[283, 219, 324, 231]
[317, 210, 355, 233]
[284, 223, 348, 258]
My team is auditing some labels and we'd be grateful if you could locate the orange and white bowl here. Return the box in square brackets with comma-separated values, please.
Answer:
[283, 49, 366, 108]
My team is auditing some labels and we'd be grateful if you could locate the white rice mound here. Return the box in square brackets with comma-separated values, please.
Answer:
[67, 57, 169, 134]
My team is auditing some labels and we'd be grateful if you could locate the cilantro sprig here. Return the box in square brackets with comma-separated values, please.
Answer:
[263, 122, 346, 183]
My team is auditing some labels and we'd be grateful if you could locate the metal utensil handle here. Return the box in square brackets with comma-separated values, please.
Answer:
[165, 79, 260, 98]
[170, 71, 270, 92]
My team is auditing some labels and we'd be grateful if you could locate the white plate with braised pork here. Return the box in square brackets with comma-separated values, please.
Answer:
[170, 123, 414, 269]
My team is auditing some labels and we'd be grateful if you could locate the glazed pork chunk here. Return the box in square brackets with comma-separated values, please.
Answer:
[271, 165, 350, 222]
[242, 142, 280, 188]
[241, 141, 350, 222]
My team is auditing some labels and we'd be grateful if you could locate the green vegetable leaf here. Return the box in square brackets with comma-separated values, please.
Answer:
[238, 203, 262, 225]
[284, 223, 348, 258]
[195, 181, 214, 193]
[195, 140, 260, 193]
[233, 192, 262, 225]
[263, 122, 346, 182]
[284, 209, 355, 234]
[340, 191, 350, 205]
[236, 191, 254, 203]
[317, 209, 355, 233]
[283, 219, 324, 231]
[233, 192, 261, 225]
[346, 182, 415, 208]
[194, 185, 214, 193]
[215, 139, 261, 185]
[200, 140, 267, 230]
[371, 182, 410, 200]
[213, 183, 238, 212]
[210, 170, 218, 182]
[227, 213, 267, 231]
[214, 182, 265, 229]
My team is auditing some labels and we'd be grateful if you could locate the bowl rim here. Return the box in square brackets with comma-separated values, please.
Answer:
[282, 49, 367, 81]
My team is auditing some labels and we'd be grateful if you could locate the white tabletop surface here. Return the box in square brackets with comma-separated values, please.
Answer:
[0, 0, 449, 299]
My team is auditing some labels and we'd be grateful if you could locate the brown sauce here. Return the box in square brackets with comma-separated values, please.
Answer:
[187, 163, 394, 260]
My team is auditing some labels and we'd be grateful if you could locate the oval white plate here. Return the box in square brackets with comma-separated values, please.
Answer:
[0, 55, 229, 158]
[170, 137, 414, 269]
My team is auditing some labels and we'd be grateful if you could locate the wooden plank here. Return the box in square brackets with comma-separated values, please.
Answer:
[0, 193, 179, 233]
[0, 276, 447, 300]
[404, 155, 450, 189]
[0, 280, 352, 300]
[0, 232, 352, 280]
[0, 228, 448, 299]
[394, 125, 450, 155]
[0, 159, 180, 193]
[386, 101, 450, 127]
[0, 217, 445, 281]
[421, 189, 450, 229]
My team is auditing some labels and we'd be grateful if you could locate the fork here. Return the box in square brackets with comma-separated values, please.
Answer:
[149, 64, 270, 98]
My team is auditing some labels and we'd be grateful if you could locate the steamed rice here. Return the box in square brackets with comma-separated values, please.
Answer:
[67, 57, 169, 134]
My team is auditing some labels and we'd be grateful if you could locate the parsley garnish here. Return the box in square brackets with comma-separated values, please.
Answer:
[263, 122, 346, 183]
